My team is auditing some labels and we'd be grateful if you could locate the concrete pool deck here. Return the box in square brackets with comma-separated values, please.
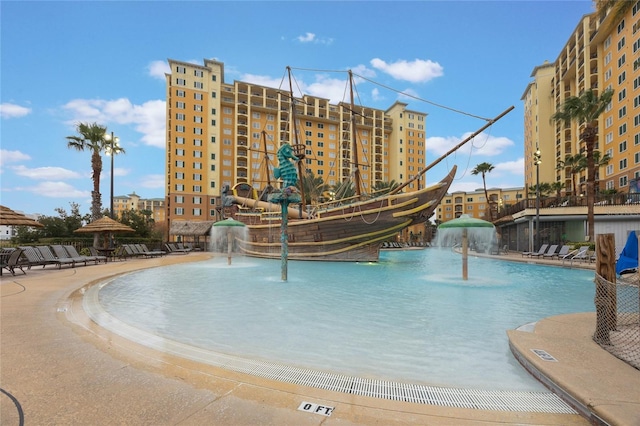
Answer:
[1, 251, 638, 425]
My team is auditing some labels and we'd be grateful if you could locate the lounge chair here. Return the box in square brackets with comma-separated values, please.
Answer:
[88, 247, 109, 263]
[552, 245, 571, 260]
[165, 243, 190, 254]
[39, 245, 80, 268]
[64, 245, 106, 264]
[18, 246, 60, 269]
[562, 246, 590, 266]
[570, 246, 593, 265]
[122, 244, 144, 258]
[1, 248, 25, 276]
[522, 244, 548, 257]
[541, 245, 559, 258]
[139, 244, 165, 257]
[50, 245, 90, 267]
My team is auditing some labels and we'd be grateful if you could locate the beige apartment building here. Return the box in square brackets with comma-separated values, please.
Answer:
[164, 59, 429, 233]
[113, 192, 165, 224]
[523, 6, 640, 198]
[436, 187, 525, 223]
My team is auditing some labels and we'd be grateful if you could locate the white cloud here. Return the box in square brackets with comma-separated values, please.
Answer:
[62, 98, 167, 148]
[241, 74, 284, 90]
[0, 103, 32, 119]
[11, 165, 82, 180]
[138, 174, 165, 189]
[294, 32, 334, 45]
[15, 181, 90, 199]
[494, 158, 524, 177]
[370, 58, 443, 83]
[426, 132, 515, 158]
[0, 149, 31, 166]
[148, 60, 171, 80]
[298, 32, 316, 43]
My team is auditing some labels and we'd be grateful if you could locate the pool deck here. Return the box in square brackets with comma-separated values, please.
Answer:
[1, 251, 639, 425]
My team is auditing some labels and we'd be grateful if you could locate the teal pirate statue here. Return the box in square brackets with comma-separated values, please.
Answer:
[273, 142, 299, 188]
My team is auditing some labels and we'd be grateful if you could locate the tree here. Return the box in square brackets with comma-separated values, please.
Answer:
[299, 171, 329, 205]
[557, 153, 586, 196]
[331, 180, 356, 201]
[595, 1, 635, 33]
[471, 162, 495, 221]
[549, 181, 565, 202]
[372, 180, 400, 196]
[66, 123, 109, 221]
[551, 88, 614, 241]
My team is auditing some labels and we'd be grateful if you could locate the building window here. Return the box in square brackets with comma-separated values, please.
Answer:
[620, 158, 628, 170]
[176, 137, 185, 144]
[175, 160, 185, 167]
[175, 184, 184, 191]
[175, 125, 185, 132]
[194, 128, 203, 135]
[619, 71, 627, 85]
[619, 123, 627, 135]
[194, 116, 203, 123]
[176, 66, 186, 74]
[606, 164, 614, 176]
[175, 208, 184, 215]
[619, 106, 627, 118]
[175, 196, 184, 203]
[620, 140, 627, 152]
[194, 105, 203, 112]
[194, 69, 203, 77]
[193, 208, 201, 216]
[620, 176, 628, 186]
[194, 93, 203, 100]
[176, 89, 185, 97]
[194, 82, 203, 89]
[193, 185, 202, 192]
[176, 78, 186, 86]
[176, 101, 185, 109]
[175, 172, 184, 179]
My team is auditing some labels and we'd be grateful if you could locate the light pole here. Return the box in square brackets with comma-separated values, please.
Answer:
[104, 132, 120, 219]
[533, 149, 542, 250]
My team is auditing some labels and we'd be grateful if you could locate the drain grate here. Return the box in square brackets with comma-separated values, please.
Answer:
[82, 285, 577, 414]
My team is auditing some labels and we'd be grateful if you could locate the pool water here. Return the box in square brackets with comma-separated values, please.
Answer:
[97, 249, 595, 391]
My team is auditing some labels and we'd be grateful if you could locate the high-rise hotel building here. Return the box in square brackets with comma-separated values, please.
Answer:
[165, 59, 428, 232]
[523, 5, 640, 196]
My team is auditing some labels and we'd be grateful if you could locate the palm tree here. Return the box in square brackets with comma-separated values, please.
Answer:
[592, 150, 612, 198]
[551, 88, 614, 241]
[595, 1, 635, 33]
[299, 171, 329, 205]
[549, 181, 565, 203]
[471, 162, 495, 221]
[372, 180, 400, 196]
[557, 153, 586, 197]
[66, 122, 109, 221]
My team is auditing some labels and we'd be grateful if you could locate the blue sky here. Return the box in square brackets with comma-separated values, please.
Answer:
[1, 0, 594, 217]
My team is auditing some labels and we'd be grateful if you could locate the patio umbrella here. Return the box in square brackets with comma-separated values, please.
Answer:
[213, 218, 246, 265]
[74, 216, 135, 248]
[438, 214, 495, 280]
[0, 205, 44, 227]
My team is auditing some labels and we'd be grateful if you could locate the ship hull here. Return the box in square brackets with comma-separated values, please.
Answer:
[229, 166, 456, 262]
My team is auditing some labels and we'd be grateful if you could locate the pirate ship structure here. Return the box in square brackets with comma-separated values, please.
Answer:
[222, 67, 512, 261]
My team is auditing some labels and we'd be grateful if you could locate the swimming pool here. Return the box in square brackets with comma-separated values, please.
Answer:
[92, 249, 595, 392]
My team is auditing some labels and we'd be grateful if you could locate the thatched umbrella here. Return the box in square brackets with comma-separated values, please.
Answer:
[74, 216, 134, 248]
[0, 205, 44, 227]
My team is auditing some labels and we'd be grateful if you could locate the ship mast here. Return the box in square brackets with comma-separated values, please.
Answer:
[285, 66, 306, 207]
[348, 70, 363, 197]
[389, 105, 514, 195]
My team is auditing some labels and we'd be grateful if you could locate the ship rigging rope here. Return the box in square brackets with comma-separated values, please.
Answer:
[289, 66, 492, 121]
